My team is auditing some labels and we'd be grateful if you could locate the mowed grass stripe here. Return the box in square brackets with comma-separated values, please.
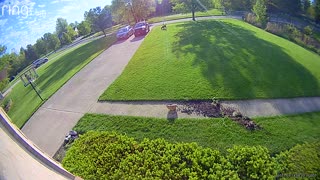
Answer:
[100, 19, 320, 101]
[74, 112, 320, 154]
[7, 36, 116, 128]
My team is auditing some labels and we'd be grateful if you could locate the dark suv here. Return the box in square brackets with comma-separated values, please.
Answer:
[32, 58, 48, 68]
[134, 21, 150, 37]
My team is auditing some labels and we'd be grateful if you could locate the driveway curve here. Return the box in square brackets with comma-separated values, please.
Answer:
[21, 16, 320, 157]
[22, 35, 146, 156]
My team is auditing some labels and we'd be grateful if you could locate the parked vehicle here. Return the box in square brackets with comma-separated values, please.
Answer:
[134, 21, 150, 37]
[116, 25, 134, 40]
[32, 58, 48, 68]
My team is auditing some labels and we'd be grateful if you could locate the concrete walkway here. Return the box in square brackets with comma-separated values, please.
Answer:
[22, 35, 147, 156]
[21, 16, 320, 158]
[91, 97, 320, 119]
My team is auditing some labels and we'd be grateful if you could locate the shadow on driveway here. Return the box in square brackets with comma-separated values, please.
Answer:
[130, 35, 146, 42]
[113, 39, 128, 45]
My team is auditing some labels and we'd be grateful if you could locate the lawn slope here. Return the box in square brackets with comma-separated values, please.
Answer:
[6, 36, 116, 128]
[100, 19, 320, 101]
[74, 112, 320, 154]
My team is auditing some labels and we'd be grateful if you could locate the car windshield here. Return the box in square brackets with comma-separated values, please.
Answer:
[118, 28, 127, 33]
[134, 23, 145, 28]
[33, 60, 40, 64]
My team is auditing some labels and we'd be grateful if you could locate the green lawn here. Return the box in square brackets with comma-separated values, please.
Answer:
[6, 35, 116, 128]
[148, 9, 224, 23]
[100, 19, 320, 101]
[73, 112, 320, 154]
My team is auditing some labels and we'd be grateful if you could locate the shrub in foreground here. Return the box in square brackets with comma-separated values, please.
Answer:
[114, 139, 238, 179]
[227, 146, 276, 179]
[63, 131, 319, 179]
[62, 131, 136, 179]
[275, 142, 320, 179]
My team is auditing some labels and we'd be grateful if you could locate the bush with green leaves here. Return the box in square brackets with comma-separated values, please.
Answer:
[62, 131, 137, 179]
[63, 132, 240, 179]
[304, 26, 313, 36]
[275, 142, 320, 179]
[227, 146, 277, 179]
[114, 139, 239, 179]
[62, 132, 320, 179]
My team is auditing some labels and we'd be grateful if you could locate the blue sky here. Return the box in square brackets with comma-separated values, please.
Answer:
[0, 0, 112, 53]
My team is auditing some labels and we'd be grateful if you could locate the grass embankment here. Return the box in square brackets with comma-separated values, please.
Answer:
[148, 9, 224, 23]
[73, 112, 320, 154]
[100, 19, 320, 101]
[6, 35, 116, 128]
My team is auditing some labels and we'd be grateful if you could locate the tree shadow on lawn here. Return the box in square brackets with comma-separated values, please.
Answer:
[35, 37, 108, 96]
[172, 20, 320, 99]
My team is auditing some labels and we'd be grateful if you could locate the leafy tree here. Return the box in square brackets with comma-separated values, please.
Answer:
[315, 0, 320, 22]
[77, 21, 92, 36]
[0, 47, 28, 78]
[67, 25, 78, 40]
[155, 0, 173, 16]
[289, 0, 302, 14]
[171, 0, 213, 21]
[85, 6, 113, 37]
[69, 21, 79, 29]
[267, 0, 302, 15]
[56, 18, 69, 45]
[253, 0, 267, 25]
[111, 0, 135, 24]
[34, 38, 47, 57]
[214, 0, 254, 12]
[302, 0, 311, 13]
[131, 0, 156, 21]
[61, 32, 72, 45]
[7, 52, 25, 77]
[111, 0, 155, 24]
[0, 54, 9, 70]
[111, 0, 131, 24]
[24, 44, 38, 62]
[0, 45, 6, 56]
[223, 0, 254, 11]
[43, 33, 60, 52]
[213, 0, 223, 9]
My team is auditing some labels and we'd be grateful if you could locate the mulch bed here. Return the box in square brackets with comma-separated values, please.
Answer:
[177, 100, 261, 130]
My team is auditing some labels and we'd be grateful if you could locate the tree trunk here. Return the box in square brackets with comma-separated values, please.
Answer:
[192, 10, 195, 21]
[102, 30, 107, 37]
[130, 8, 138, 23]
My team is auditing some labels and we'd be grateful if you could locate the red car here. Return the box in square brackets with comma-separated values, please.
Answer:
[134, 21, 150, 37]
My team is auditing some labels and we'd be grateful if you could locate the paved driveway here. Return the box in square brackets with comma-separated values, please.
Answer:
[0, 126, 68, 179]
[21, 16, 320, 157]
[21, 16, 242, 156]
[22, 35, 146, 156]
